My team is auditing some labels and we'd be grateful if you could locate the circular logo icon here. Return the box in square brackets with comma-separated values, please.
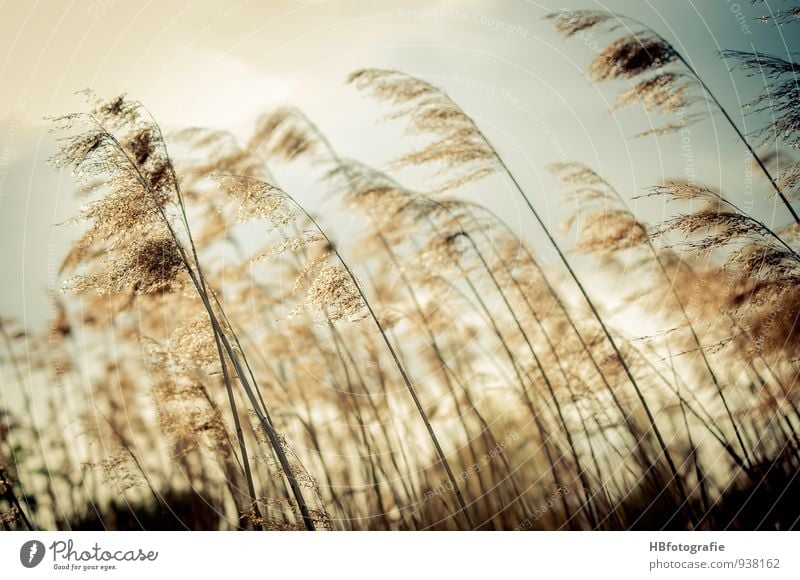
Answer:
[20, 540, 46, 568]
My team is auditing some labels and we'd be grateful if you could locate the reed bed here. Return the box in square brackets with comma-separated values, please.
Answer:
[1, 8, 799, 530]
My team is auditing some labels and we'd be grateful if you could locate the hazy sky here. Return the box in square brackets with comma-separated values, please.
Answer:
[1, 0, 798, 328]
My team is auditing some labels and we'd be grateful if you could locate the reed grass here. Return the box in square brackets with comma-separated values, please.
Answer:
[1, 8, 799, 531]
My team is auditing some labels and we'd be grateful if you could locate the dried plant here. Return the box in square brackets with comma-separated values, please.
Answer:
[549, 9, 800, 225]
[51, 93, 318, 530]
[348, 69, 499, 192]
[753, 0, 800, 26]
[4, 9, 800, 533]
[352, 68, 694, 513]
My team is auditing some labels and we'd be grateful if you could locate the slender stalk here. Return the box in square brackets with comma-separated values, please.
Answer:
[471, 221, 621, 525]
[240, 178, 475, 529]
[612, 17, 800, 226]
[0, 465, 36, 530]
[455, 228, 599, 527]
[212, 335, 264, 529]
[566, 169, 754, 469]
[476, 137, 693, 516]
[373, 234, 532, 518]
[0, 322, 39, 530]
[90, 117, 316, 530]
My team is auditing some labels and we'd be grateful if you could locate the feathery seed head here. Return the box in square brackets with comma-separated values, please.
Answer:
[614, 73, 692, 114]
[547, 9, 618, 38]
[217, 176, 296, 228]
[589, 35, 678, 81]
[349, 68, 499, 191]
[65, 234, 186, 295]
[300, 265, 367, 324]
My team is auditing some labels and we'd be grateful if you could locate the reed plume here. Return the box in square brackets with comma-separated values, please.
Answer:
[4, 8, 800, 531]
[549, 8, 800, 225]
